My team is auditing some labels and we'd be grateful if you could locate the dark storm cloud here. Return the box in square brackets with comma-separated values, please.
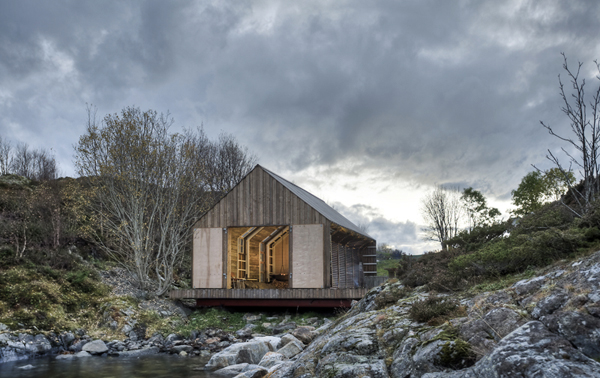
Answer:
[0, 0, 599, 244]
[186, 1, 600, 200]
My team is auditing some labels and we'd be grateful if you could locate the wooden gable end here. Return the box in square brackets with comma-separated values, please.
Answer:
[195, 166, 329, 228]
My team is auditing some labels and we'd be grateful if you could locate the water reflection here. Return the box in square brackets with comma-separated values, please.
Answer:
[0, 355, 216, 378]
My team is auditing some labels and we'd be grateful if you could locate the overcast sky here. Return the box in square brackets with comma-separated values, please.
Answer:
[1, 1, 599, 253]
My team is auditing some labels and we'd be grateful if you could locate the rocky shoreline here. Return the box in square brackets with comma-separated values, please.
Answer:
[0, 265, 332, 368]
[4, 250, 600, 377]
[0, 313, 329, 365]
[259, 250, 600, 377]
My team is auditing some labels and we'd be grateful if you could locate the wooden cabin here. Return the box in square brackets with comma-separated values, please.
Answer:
[171, 165, 379, 307]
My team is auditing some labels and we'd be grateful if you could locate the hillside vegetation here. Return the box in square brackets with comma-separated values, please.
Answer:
[394, 200, 600, 293]
[0, 174, 114, 331]
[0, 174, 194, 333]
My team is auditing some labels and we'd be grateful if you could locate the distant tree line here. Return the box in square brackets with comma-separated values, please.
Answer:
[376, 243, 404, 260]
[0, 136, 58, 181]
[421, 186, 502, 250]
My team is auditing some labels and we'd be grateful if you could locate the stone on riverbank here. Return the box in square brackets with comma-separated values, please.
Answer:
[258, 351, 287, 369]
[213, 363, 268, 377]
[82, 340, 108, 355]
[0, 333, 55, 363]
[117, 346, 160, 357]
[206, 340, 272, 370]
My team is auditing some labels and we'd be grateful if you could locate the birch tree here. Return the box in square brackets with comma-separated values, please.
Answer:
[0, 136, 11, 175]
[75, 106, 253, 296]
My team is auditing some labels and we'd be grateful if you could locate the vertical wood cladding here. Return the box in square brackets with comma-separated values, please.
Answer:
[195, 166, 329, 229]
[330, 242, 372, 288]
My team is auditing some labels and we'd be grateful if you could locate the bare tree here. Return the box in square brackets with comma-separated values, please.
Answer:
[75, 106, 254, 296]
[5, 141, 58, 181]
[421, 186, 463, 250]
[205, 132, 257, 194]
[0, 136, 12, 175]
[11, 143, 33, 178]
[31, 149, 58, 181]
[541, 53, 600, 217]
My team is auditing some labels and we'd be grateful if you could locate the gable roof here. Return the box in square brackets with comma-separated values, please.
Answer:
[259, 165, 372, 239]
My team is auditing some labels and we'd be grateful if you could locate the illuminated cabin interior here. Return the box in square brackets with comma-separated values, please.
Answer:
[227, 226, 290, 289]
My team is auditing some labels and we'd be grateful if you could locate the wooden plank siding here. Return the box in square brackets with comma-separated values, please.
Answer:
[195, 166, 330, 229]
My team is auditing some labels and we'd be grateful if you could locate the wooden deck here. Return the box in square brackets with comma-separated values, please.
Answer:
[170, 288, 370, 308]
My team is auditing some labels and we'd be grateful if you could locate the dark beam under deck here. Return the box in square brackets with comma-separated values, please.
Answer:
[195, 298, 354, 308]
[170, 288, 368, 308]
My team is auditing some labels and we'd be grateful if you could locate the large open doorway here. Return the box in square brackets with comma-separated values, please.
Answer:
[226, 226, 289, 289]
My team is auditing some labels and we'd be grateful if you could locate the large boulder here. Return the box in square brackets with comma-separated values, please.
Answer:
[272, 322, 296, 334]
[258, 351, 288, 369]
[276, 339, 304, 359]
[316, 352, 389, 378]
[512, 276, 547, 296]
[474, 321, 600, 377]
[424, 321, 600, 378]
[82, 339, 108, 355]
[213, 363, 267, 378]
[389, 337, 419, 378]
[206, 340, 272, 370]
[279, 334, 303, 349]
[531, 290, 569, 319]
[543, 311, 600, 360]
[290, 326, 317, 345]
[24, 334, 53, 355]
[252, 336, 281, 350]
[320, 328, 377, 356]
[0, 333, 55, 363]
[459, 307, 525, 358]
[117, 346, 160, 357]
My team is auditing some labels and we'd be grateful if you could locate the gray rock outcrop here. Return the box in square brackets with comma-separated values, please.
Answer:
[206, 340, 272, 370]
[266, 250, 600, 378]
[0, 333, 55, 363]
[424, 321, 600, 378]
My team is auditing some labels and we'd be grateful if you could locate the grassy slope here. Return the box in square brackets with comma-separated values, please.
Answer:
[394, 201, 600, 293]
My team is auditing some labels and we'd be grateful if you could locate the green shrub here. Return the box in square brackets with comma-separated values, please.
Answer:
[511, 202, 574, 236]
[66, 269, 103, 294]
[440, 338, 476, 369]
[399, 249, 468, 292]
[450, 227, 585, 278]
[409, 296, 458, 323]
[0, 246, 14, 267]
[445, 221, 511, 252]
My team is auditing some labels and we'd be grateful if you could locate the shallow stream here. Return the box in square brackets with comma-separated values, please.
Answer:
[0, 355, 216, 378]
